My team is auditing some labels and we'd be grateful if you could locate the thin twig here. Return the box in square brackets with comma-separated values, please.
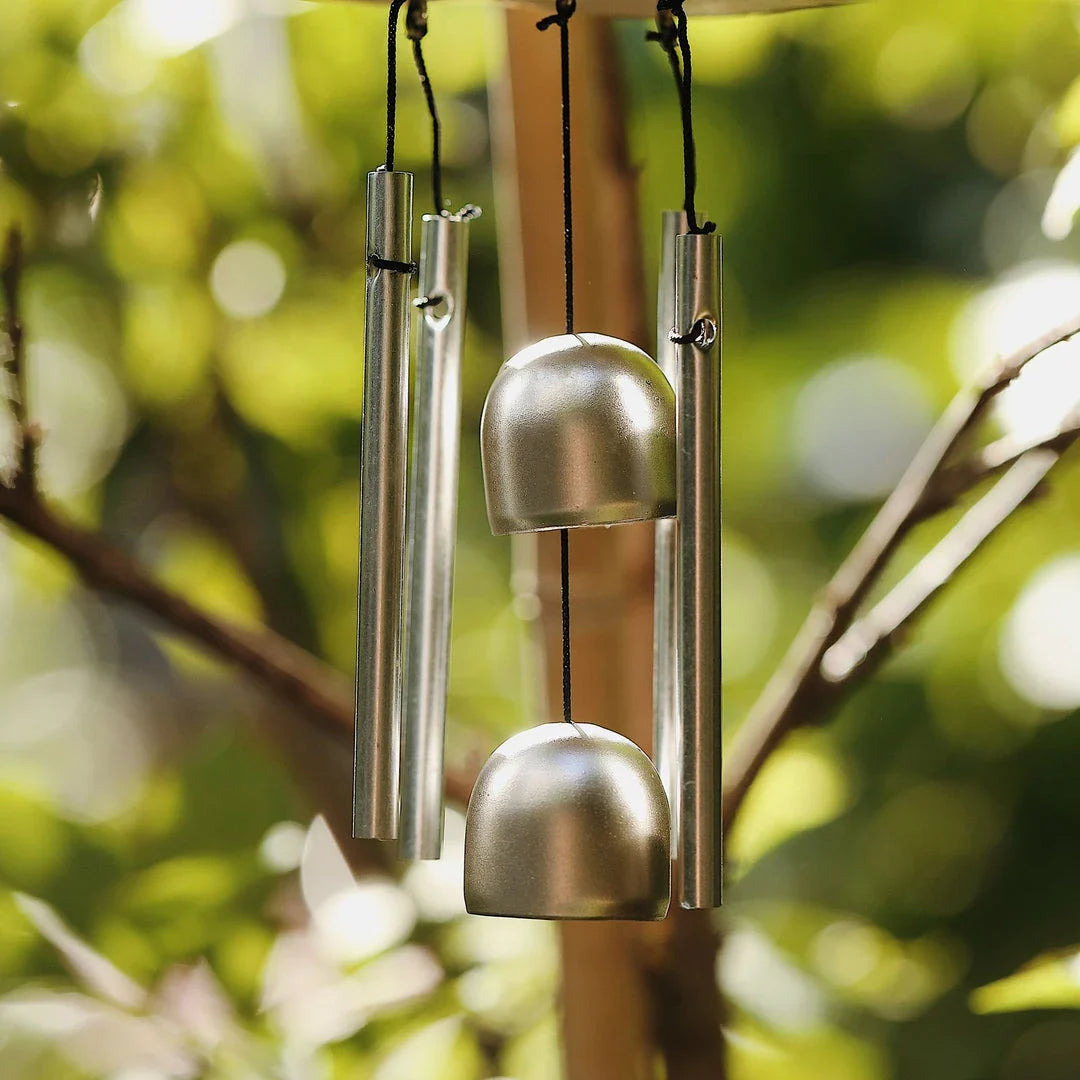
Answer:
[1, 229, 34, 486]
[723, 315, 1080, 835]
[921, 415, 1080, 518]
[822, 450, 1059, 683]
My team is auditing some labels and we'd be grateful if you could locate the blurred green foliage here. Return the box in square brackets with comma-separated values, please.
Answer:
[4, 0, 1080, 1077]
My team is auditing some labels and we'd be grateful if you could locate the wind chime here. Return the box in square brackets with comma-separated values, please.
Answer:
[352, 0, 721, 920]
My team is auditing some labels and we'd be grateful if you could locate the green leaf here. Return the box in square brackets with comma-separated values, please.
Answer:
[971, 949, 1080, 1014]
[729, 730, 852, 871]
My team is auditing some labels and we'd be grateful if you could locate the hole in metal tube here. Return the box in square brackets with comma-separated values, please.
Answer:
[414, 291, 453, 325]
[695, 317, 718, 350]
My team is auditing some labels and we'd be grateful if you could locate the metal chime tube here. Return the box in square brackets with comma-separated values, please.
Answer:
[654, 210, 685, 847]
[354, 169, 413, 839]
[676, 230, 721, 908]
[399, 213, 471, 859]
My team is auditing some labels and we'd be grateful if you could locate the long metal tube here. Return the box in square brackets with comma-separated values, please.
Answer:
[676, 231, 721, 908]
[399, 213, 472, 859]
[654, 210, 685, 848]
[353, 169, 413, 839]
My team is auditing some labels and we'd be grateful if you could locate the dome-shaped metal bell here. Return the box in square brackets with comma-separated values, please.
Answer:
[480, 333, 677, 535]
[463, 723, 671, 920]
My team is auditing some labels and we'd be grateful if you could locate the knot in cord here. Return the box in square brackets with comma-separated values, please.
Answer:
[645, 7, 677, 51]
[367, 252, 418, 275]
[671, 317, 718, 349]
[536, 0, 576, 32]
[405, 0, 427, 42]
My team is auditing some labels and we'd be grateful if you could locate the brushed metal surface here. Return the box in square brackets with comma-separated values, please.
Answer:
[653, 211, 685, 849]
[464, 723, 671, 920]
[399, 213, 471, 860]
[675, 232, 722, 908]
[480, 333, 677, 535]
[353, 169, 413, 840]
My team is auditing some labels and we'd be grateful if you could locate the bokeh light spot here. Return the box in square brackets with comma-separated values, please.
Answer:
[258, 820, 307, 874]
[130, 0, 241, 57]
[27, 342, 130, 500]
[722, 534, 779, 682]
[953, 261, 1080, 443]
[1001, 554, 1080, 711]
[793, 356, 931, 501]
[875, 23, 975, 130]
[210, 240, 286, 320]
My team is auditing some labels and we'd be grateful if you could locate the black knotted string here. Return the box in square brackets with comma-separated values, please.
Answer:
[368, 253, 418, 274]
[538, 0, 577, 338]
[647, 2, 716, 236]
[537, 0, 578, 726]
[406, 0, 444, 214]
[670, 316, 717, 349]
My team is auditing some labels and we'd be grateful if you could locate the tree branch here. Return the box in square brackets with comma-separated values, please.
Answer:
[0, 490, 477, 808]
[723, 315, 1080, 835]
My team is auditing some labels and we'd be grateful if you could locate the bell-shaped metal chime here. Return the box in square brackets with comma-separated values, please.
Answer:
[465, 724, 671, 920]
[481, 333, 677, 534]
[466, 334, 677, 919]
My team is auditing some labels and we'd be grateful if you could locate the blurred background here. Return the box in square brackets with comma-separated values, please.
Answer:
[3, 0, 1080, 1077]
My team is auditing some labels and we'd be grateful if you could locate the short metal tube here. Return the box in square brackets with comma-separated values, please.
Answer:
[353, 169, 413, 839]
[676, 231, 721, 908]
[399, 213, 471, 859]
[654, 210, 685, 848]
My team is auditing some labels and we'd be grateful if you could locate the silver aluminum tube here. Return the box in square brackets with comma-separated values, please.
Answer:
[676, 231, 721, 908]
[353, 169, 413, 839]
[399, 213, 471, 859]
[654, 210, 685, 848]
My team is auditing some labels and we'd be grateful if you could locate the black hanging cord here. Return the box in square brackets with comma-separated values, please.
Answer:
[406, 0, 444, 214]
[560, 529, 573, 725]
[648, 1, 715, 235]
[402, 0, 482, 311]
[537, 0, 578, 725]
[384, 0, 409, 171]
[537, 0, 577, 336]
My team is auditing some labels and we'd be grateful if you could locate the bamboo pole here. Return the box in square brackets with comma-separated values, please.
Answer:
[489, 13, 724, 1078]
